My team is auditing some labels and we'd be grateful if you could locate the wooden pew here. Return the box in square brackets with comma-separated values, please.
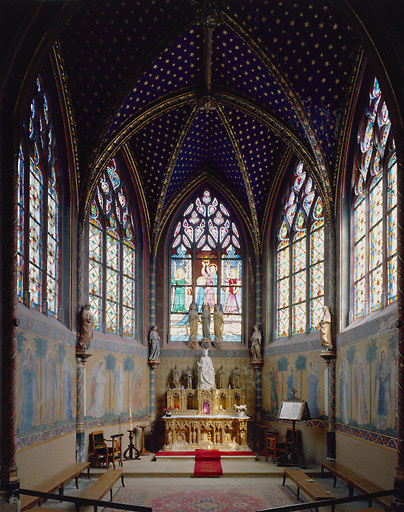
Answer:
[321, 460, 392, 510]
[351, 509, 383, 512]
[21, 462, 90, 510]
[79, 468, 124, 511]
[283, 468, 335, 510]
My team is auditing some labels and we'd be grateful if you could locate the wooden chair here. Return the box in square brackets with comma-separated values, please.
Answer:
[90, 431, 123, 469]
[264, 432, 279, 462]
[265, 428, 301, 463]
[111, 433, 123, 468]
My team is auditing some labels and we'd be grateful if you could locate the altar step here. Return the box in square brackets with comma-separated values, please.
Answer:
[154, 450, 256, 461]
[89, 453, 285, 478]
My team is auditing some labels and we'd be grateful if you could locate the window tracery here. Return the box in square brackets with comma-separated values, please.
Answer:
[276, 162, 324, 338]
[170, 190, 242, 343]
[17, 77, 60, 317]
[89, 159, 136, 336]
[352, 78, 397, 320]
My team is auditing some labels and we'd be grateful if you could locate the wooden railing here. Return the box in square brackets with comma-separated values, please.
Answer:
[256, 488, 393, 512]
[19, 488, 152, 512]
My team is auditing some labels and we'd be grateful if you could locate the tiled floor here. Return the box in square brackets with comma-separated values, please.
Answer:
[26, 454, 386, 512]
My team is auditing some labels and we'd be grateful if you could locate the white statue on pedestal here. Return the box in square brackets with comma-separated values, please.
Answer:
[250, 325, 262, 360]
[197, 349, 216, 389]
[319, 306, 332, 350]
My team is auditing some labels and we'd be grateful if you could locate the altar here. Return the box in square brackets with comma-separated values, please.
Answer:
[162, 388, 249, 451]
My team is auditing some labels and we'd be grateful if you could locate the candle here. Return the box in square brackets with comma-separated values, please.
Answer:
[129, 409, 133, 430]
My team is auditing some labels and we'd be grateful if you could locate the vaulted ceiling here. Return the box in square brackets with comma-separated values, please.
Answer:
[17, 1, 365, 250]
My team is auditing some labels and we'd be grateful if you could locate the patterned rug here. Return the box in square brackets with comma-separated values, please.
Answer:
[106, 481, 307, 512]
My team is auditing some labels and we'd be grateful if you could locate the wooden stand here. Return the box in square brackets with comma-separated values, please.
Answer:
[276, 389, 310, 468]
[124, 429, 140, 460]
[138, 425, 149, 456]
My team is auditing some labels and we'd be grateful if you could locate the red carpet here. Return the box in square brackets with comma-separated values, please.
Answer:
[193, 449, 223, 477]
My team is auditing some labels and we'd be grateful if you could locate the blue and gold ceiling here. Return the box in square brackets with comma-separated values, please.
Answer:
[57, 0, 361, 250]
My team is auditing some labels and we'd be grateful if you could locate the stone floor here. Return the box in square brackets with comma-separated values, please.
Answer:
[27, 453, 386, 512]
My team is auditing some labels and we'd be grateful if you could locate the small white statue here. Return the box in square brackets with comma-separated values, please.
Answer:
[149, 324, 161, 360]
[201, 304, 211, 339]
[188, 302, 199, 341]
[250, 325, 262, 359]
[319, 306, 332, 350]
[78, 304, 93, 349]
[172, 366, 181, 389]
[184, 365, 193, 389]
[232, 366, 242, 389]
[213, 304, 224, 341]
[217, 365, 226, 389]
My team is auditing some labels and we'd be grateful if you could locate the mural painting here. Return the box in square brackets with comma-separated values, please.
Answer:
[337, 332, 397, 436]
[265, 315, 397, 438]
[16, 331, 75, 438]
[266, 353, 325, 419]
[85, 351, 148, 420]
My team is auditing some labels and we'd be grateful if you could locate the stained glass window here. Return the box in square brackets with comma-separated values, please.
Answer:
[17, 76, 60, 316]
[170, 189, 242, 343]
[276, 161, 324, 338]
[89, 159, 136, 337]
[352, 77, 397, 320]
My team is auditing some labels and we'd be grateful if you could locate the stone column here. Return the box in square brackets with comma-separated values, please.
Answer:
[0, 110, 20, 506]
[75, 357, 85, 462]
[326, 358, 336, 460]
[149, 257, 157, 420]
[75, 220, 91, 461]
[150, 261, 156, 326]
[256, 258, 262, 327]
[392, 135, 404, 510]
[326, 224, 337, 460]
[148, 361, 159, 419]
[253, 257, 264, 448]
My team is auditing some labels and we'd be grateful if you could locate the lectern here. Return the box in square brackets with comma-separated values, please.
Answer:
[276, 390, 310, 468]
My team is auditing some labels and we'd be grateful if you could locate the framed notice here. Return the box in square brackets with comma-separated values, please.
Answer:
[278, 401, 306, 421]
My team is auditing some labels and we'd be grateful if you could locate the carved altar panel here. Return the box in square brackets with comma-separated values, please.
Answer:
[162, 415, 249, 451]
[164, 388, 248, 451]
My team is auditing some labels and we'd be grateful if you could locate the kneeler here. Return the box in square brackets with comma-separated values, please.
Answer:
[193, 449, 223, 477]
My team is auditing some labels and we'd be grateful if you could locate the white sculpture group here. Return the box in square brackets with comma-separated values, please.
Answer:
[188, 302, 224, 348]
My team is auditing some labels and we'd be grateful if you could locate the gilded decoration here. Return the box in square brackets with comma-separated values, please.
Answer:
[163, 388, 248, 451]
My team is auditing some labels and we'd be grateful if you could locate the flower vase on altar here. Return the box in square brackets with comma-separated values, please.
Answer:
[235, 405, 247, 418]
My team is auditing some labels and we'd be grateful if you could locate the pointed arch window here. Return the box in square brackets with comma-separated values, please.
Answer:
[17, 77, 60, 317]
[276, 162, 324, 338]
[89, 159, 136, 337]
[170, 189, 243, 343]
[352, 78, 397, 320]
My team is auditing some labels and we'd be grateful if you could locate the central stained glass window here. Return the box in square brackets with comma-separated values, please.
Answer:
[169, 190, 242, 343]
[276, 162, 324, 338]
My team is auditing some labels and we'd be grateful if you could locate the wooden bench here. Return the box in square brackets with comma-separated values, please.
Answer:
[21, 462, 90, 510]
[79, 468, 124, 511]
[352, 509, 384, 512]
[321, 460, 392, 510]
[283, 468, 335, 510]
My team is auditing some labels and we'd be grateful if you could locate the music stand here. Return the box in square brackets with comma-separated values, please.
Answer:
[276, 389, 310, 468]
